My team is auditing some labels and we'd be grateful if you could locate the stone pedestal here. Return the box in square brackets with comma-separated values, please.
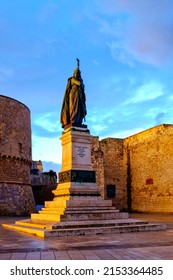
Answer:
[61, 127, 93, 171]
[52, 127, 101, 206]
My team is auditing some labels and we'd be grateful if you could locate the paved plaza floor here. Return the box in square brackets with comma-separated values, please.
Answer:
[0, 213, 173, 260]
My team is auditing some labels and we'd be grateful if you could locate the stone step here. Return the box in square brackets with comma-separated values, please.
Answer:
[15, 219, 54, 230]
[2, 221, 166, 238]
[42, 206, 118, 211]
[66, 199, 113, 207]
[52, 218, 147, 229]
[14, 218, 140, 230]
[45, 223, 166, 237]
[44, 201, 67, 208]
[60, 212, 129, 221]
[40, 209, 65, 215]
[15, 218, 140, 230]
[65, 209, 120, 214]
[31, 213, 61, 222]
[40, 208, 120, 214]
[2, 223, 45, 237]
[36, 210, 129, 221]
[45, 199, 112, 208]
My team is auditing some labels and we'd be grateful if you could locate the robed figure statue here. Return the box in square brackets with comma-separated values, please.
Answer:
[60, 59, 87, 129]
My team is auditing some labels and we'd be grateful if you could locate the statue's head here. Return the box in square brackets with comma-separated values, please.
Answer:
[73, 67, 81, 79]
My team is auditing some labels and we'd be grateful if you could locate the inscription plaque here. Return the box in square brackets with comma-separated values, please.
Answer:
[75, 145, 88, 158]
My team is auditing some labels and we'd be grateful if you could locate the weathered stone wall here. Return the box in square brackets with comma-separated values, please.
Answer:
[124, 124, 173, 213]
[91, 136, 127, 209]
[91, 136, 105, 197]
[91, 124, 173, 213]
[0, 95, 36, 215]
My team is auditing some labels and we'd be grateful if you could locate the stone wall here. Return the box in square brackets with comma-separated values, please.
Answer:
[0, 95, 36, 215]
[91, 124, 173, 213]
[124, 124, 173, 213]
[91, 136, 105, 197]
[91, 136, 127, 209]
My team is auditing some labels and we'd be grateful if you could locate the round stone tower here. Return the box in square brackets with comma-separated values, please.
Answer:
[0, 95, 36, 215]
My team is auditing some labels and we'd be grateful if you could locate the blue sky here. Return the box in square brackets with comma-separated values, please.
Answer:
[1, 0, 173, 172]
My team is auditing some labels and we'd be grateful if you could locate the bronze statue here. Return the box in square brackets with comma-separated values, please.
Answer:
[60, 59, 87, 129]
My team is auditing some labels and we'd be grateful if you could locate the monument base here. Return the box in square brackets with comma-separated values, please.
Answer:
[2, 198, 166, 237]
[2, 177, 166, 237]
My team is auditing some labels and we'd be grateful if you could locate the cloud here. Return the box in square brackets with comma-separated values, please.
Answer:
[143, 104, 173, 128]
[32, 124, 58, 138]
[92, 124, 107, 133]
[125, 81, 164, 104]
[88, 108, 117, 134]
[88, 109, 115, 123]
[31, 112, 63, 164]
[101, 127, 146, 139]
[106, 40, 135, 67]
[92, 60, 100, 66]
[0, 66, 13, 81]
[96, 0, 173, 66]
[127, 21, 173, 67]
[33, 112, 61, 134]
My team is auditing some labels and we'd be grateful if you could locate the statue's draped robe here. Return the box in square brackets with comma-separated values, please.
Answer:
[61, 76, 86, 128]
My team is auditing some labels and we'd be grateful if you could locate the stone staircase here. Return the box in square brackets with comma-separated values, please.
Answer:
[2, 202, 166, 238]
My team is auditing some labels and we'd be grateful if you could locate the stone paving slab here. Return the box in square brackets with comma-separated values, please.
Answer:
[0, 246, 173, 260]
[10, 253, 27, 260]
[79, 249, 101, 260]
[25, 252, 41, 260]
[54, 250, 71, 260]
[40, 251, 56, 260]
[67, 250, 86, 260]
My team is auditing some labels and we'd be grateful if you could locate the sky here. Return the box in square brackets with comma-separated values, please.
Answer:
[1, 0, 173, 172]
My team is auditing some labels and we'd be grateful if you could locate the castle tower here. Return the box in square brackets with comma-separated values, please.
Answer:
[0, 95, 36, 215]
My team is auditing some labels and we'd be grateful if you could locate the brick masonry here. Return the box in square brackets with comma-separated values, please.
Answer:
[91, 124, 173, 213]
[0, 95, 36, 215]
